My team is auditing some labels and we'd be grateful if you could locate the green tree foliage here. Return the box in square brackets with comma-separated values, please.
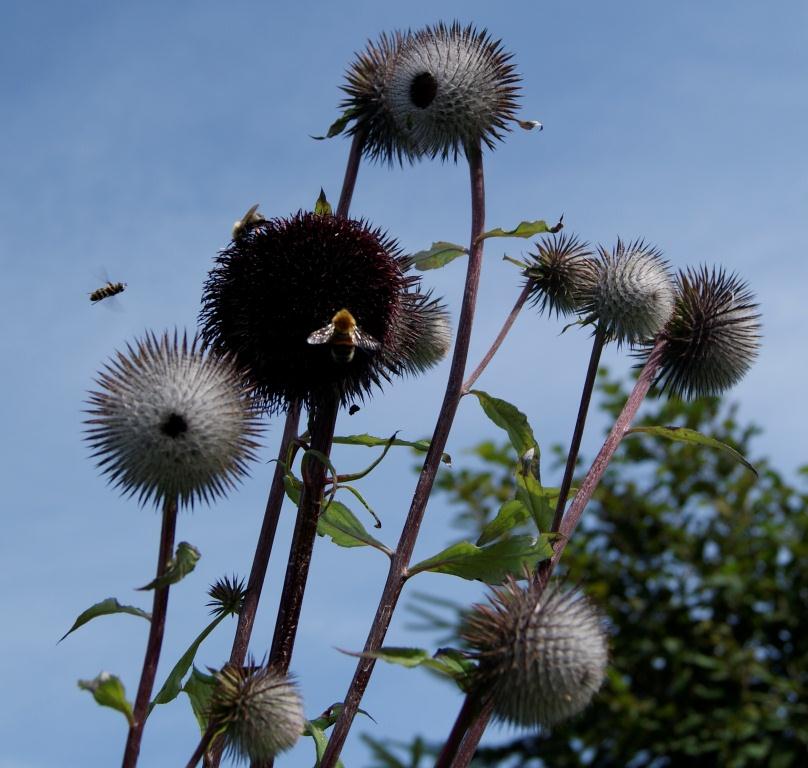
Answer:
[383, 373, 808, 767]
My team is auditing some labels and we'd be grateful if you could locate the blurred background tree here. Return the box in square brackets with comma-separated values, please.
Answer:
[364, 371, 808, 767]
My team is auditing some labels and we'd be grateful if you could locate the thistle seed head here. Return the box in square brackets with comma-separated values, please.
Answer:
[200, 211, 443, 413]
[463, 579, 608, 728]
[208, 662, 304, 763]
[578, 239, 676, 345]
[85, 332, 260, 508]
[524, 234, 595, 317]
[647, 266, 761, 399]
[387, 291, 453, 374]
[342, 22, 521, 163]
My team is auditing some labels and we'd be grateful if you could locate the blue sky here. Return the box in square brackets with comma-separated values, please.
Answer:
[1, 1, 806, 766]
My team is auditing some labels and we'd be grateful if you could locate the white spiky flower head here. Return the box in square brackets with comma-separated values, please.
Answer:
[578, 239, 676, 345]
[342, 22, 521, 163]
[389, 291, 453, 374]
[462, 578, 608, 728]
[85, 331, 260, 508]
[644, 266, 761, 399]
[208, 662, 304, 763]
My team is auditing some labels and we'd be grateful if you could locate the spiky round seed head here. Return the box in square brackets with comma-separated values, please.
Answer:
[342, 22, 521, 163]
[207, 575, 247, 617]
[462, 579, 608, 728]
[387, 291, 453, 374]
[647, 266, 761, 399]
[85, 332, 260, 508]
[524, 234, 595, 317]
[577, 239, 676, 345]
[208, 663, 304, 763]
[200, 211, 443, 413]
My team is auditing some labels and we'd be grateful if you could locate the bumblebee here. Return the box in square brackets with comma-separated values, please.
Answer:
[231, 203, 265, 240]
[306, 308, 380, 363]
[90, 281, 126, 303]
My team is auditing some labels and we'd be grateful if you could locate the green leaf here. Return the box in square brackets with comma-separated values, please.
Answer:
[626, 426, 758, 477]
[303, 720, 345, 768]
[349, 646, 475, 688]
[307, 702, 376, 731]
[468, 390, 539, 461]
[410, 241, 468, 271]
[60, 597, 150, 642]
[138, 542, 201, 590]
[339, 484, 382, 528]
[314, 188, 332, 216]
[516, 471, 553, 532]
[182, 667, 217, 733]
[311, 106, 360, 140]
[408, 534, 553, 583]
[476, 216, 563, 242]
[318, 500, 393, 555]
[78, 673, 133, 726]
[150, 613, 227, 710]
[476, 499, 530, 545]
[333, 433, 451, 464]
[283, 472, 302, 504]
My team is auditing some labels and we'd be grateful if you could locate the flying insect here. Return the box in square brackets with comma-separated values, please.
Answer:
[90, 281, 126, 303]
[231, 203, 265, 240]
[306, 308, 380, 363]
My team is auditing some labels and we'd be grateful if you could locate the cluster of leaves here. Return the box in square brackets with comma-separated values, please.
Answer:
[369, 372, 808, 767]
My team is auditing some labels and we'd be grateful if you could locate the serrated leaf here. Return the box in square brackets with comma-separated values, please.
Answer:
[333, 433, 451, 464]
[311, 106, 360, 140]
[150, 613, 227, 710]
[410, 241, 468, 271]
[468, 391, 539, 460]
[477, 216, 563, 242]
[182, 667, 217, 733]
[138, 542, 200, 591]
[318, 500, 392, 555]
[314, 188, 332, 216]
[78, 673, 133, 725]
[626, 426, 758, 477]
[60, 598, 150, 642]
[408, 535, 553, 583]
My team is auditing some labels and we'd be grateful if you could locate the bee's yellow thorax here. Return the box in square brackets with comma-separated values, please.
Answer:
[332, 308, 357, 334]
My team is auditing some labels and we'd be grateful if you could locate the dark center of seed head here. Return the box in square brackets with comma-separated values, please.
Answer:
[410, 72, 438, 109]
[160, 412, 188, 438]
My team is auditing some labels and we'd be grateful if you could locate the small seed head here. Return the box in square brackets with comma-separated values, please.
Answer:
[524, 234, 594, 317]
[647, 266, 761, 399]
[578, 239, 676, 345]
[463, 579, 608, 728]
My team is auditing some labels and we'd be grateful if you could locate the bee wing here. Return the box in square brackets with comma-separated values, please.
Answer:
[353, 327, 381, 351]
[242, 203, 260, 222]
[307, 323, 336, 345]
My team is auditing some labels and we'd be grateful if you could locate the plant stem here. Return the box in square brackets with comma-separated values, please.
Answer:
[549, 326, 606, 533]
[121, 497, 178, 768]
[434, 693, 484, 768]
[462, 283, 530, 393]
[228, 402, 303, 667]
[265, 397, 339, 676]
[337, 129, 366, 218]
[319, 143, 487, 768]
[184, 724, 219, 768]
[451, 698, 494, 768]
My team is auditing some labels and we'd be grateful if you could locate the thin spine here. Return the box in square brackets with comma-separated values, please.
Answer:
[121, 497, 178, 768]
[462, 283, 530, 393]
[319, 142, 486, 768]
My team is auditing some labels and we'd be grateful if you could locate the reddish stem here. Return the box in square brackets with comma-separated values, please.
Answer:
[462, 284, 530, 393]
[319, 143, 487, 768]
[434, 693, 485, 768]
[121, 497, 178, 768]
[451, 697, 494, 768]
[184, 723, 219, 768]
[337, 130, 366, 219]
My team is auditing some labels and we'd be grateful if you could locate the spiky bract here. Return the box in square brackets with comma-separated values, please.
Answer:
[342, 22, 521, 163]
[387, 291, 453, 374]
[463, 579, 608, 728]
[578, 239, 675, 345]
[647, 266, 761, 399]
[524, 234, 594, 317]
[85, 332, 260, 508]
[200, 211, 444, 413]
[208, 663, 304, 763]
[207, 575, 247, 617]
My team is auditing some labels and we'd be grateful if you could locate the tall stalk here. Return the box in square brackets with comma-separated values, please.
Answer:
[319, 142, 487, 768]
[121, 497, 178, 768]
